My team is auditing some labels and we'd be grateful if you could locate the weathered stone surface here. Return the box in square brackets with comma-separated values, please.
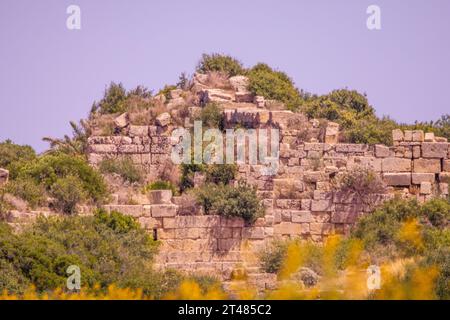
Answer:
[443, 160, 450, 172]
[156, 112, 172, 127]
[89, 144, 117, 154]
[291, 210, 313, 223]
[375, 145, 390, 158]
[424, 132, 435, 142]
[439, 183, 449, 195]
[242, 227, 265, 239]
[422, 142, 448, 158]
[383, 173, 411, 186]
[392, 129, 404, 142]
[420, 182, 432, 195]
[129, 125, 149, 137]
[382, 158, 411, 172]
[229, 76, 249, 92]
[439, 172, 450, 183]
[254, 95, 265, 108]
[414, 159, 441, 174]
[104, 205, 144, 217]
[147, 190, 173, 204]
[114, 112, 128, 128]
[335, 144, 368, 153]
[149, 204, 178, 217]
[310, 223, 333, 235]
[404, 130, 413, 142]
[273, 222, 308, 235]
[412, 130, 424, 142]
[311, 200, 333, 212]
[412, 173, 435, 184]
[325, 122, 339, 144]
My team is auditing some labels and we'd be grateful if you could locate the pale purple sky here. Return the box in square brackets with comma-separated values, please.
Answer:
[1, 0, 449, 152]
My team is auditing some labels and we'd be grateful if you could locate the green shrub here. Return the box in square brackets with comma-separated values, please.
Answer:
[0, 140, 36, 176]
[259, 240, 288, 273]
[5, 177, 47, 208]
[180, 163, 204, 191]
[0, 211, 165, 295]
[205, 164, 236, 185]
[95, 82, 127, 114]
[352, 198, 421, 250]
[247, 63, 302, 111]
[196, 181, 264, 224]
[196, 53, 245, 77]
[143, 180, 178, 195]
[200, 102, 225, 129]
[157, 85, 177, 100]
[50, 176, 86, 214]
[420, 198, 450, 228]
[333, 166, 386, 204]
[99, 157, 143, 184]
[17, 153, 108, 203]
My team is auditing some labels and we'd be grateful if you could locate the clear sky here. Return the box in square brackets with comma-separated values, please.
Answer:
[1, 0, 449, 152]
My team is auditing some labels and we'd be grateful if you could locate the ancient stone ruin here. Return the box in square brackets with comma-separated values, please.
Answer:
[82, 74, 450, 290]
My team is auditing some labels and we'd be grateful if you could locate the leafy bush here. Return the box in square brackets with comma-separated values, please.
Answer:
[421, 198, 450, 228]
[180, 163, 204, 191]
[247, 63, 302, 111]
[50, 176, 86, 214]
[4, 177, 47, 208]
[17, 153, 108, 204]
[0, 210, 159, 294]
[94, 82, 127, 114]
[157, 85, 177, 100]
[200, 102, 225, 129]
[333, 166, 386, 204]
[195, 181, 264, 224]
[0, 140, 36, 176]
[196, 53, 245, 77]
[99, 157, 143, 184]
[259, 240, 288, 273]
[205, 164, 236, 185]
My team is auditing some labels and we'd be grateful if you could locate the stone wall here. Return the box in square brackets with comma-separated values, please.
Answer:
[88, 115, 450, 284]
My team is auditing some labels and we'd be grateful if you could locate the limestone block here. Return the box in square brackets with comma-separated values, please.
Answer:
[114, 112, 128, 128]
[413, 159, 441, 173]
[443, 160, 450, 172]
[156, 112, 172, 127]
[149, 204, 178, 217]
[439, 183, 449, 195]
[424, 132, 435, 142]
[117, 144, 138, 153]
[147, 190, 173, 204]
[404, 130, 413, 141]
[301, 199, 312, 210]
[291, 210, 313, 223]
[422, 142, 448, 158]
[412, 130, 424, 142]
[310, 223, 333, 235]
[311, 200, 333, 212]
[89, 144, 117, 153]
[104, 205, 144, 217]
[201, 89, 233, 103]
[229, 75, 249, 92]
[129, 125, 149, 137]
[392, 129, 404, 142]
[382, 158, 411, 172]
[335, 144, 369, 153]
[331, 211, 359, 224]
[324, 122, 339, 144]
[420, 182, 432, 195]
[243, 227, 265, 239]
[383, 173, 411, 186]
[273, 222, 308, 235]
[439, 172, 450, 183]
[235, 91, 254, 103]
[303, 171, 329, 183]
[412, 173, 435, 184]
[254, 95, 265, 108]
[375, 145, 390, 158]
[412, 146, 421, 159]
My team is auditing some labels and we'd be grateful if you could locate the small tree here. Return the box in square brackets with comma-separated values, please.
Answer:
[196, 53, 245, 77]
